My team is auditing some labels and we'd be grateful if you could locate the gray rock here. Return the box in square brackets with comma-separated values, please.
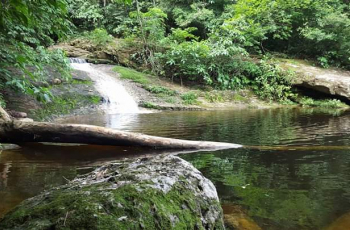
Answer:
[284, 60, 350, 100]
[0, 144, 21, 151]
[8, 110, 27, 118]
[0, 155, 224, 230]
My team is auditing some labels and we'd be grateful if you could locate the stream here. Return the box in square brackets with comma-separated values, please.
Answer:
[1, 63, 350, 229]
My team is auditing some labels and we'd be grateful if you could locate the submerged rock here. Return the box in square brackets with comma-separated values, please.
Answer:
[0, 155, 224, 230]
[222, 204, 261, 230]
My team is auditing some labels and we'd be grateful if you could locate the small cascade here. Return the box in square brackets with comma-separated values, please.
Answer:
[70, 61, 140, 114]
[69, 58, 87, 64]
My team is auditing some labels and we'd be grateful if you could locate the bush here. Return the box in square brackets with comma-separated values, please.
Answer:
[85, 28, 113, 47]
[181, 92, 199, 105]
[251, 60, 295, 102]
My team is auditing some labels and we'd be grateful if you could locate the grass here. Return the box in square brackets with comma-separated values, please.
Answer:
[232, 93, 245, 101]
[140, 101, 161, 109]
[144, 85, 177, 96]
[165, 97, 176, 104]
[70, 79, 93, 85]
[113, 66, 150, 85]
[32, 94, 101, 121]
[205, 92, 224, 103]
[299, 97, 348, 108]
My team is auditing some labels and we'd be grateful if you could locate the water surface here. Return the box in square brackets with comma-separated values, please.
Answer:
[1, 108, 350, 229]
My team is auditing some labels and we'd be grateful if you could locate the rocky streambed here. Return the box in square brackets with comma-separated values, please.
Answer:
[0, 155, 225, 230]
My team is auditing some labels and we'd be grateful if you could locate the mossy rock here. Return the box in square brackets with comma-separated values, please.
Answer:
[0, 155, 224, 230]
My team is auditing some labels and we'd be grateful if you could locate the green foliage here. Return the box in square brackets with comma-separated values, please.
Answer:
[300, 5, 350, 68]
[0, 0, 72, 105]
[84, 28, 114, 47]
[161, 39, 293, 101]
[68, 0, 104, 29]
[144, 86, 177, 96]
[168, 27, 199, 43]
[232, 93, 246, 102]
[181, 92, 199, 105]
[113, 66, 150, 84]
[130, 7, 167, 43]
[33, 94, 100, 121]
[68, 0, 133, 31]
[205, 92, 225, 103]
[140, 101, 161, 109]
[226, 0, 350, 67]
[251, 60, 295, 102]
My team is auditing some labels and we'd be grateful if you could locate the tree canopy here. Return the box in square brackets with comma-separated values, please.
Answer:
[0, 0, 349, 105]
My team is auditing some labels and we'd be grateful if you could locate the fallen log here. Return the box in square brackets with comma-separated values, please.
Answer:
[0, 108, 241, 150]
[0, 121, 241, 149]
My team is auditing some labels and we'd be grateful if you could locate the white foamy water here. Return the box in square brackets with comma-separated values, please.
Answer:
[70, 60, 140, 114]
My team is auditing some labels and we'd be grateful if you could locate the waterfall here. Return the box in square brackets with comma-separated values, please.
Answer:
[70, 59, 140, 114]
[69, 58, 87, 64]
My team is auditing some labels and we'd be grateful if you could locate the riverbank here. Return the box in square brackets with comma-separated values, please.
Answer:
[4, 37, 350, 122]
[97, 64, 278, 111]
[2, 63, 279, 122]
[51, 37, 350, 113]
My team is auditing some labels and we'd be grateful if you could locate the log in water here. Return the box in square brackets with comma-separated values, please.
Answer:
[0, 120, 242, 150]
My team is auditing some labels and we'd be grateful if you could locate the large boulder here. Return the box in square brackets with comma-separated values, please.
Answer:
[282, 59, 350, 100]
[0, 155, 224, 230]
[50, 43, 92, 58]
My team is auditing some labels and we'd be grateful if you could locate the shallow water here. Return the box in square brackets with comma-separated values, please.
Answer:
[1, 108, 350, 229]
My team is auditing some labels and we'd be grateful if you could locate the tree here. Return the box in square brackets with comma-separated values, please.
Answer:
[0, 0, 72, 105]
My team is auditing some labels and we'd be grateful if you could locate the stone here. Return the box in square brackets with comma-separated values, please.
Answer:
[8, 110, 27, 118]
[223, 204, 261, 230]
[282, 59, 350, 100]
[0, 155, 225, 230]
[14, 118, 34, 122]
[0, 144, 21, 151]
[52, 78, 62, 85]
[326, 212, 350, 230]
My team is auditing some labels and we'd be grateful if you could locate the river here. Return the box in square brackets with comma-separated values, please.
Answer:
[1, 108, 350, 229]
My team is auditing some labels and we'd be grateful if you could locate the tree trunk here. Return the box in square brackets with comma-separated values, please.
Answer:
[0, 108, 241, 150]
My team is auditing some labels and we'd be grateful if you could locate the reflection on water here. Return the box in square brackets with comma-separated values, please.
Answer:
[0, 144, 180, 218]
[182, 148, 350, 230]
[2, 108, 350, 229]
[58, 108, 350, 147]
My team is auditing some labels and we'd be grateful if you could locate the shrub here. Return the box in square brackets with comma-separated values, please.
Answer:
[86, 28, 113, 47]
[181, 92, 199, 105]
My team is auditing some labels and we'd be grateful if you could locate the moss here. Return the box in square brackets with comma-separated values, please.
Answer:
[32, 94, 101, 121]
[140, 101, 161, 110]
[144, 85, 178, 97]
[70, 79, 93, 85]
[113, 66, 150, 85]
[0, 181, 223, 230]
